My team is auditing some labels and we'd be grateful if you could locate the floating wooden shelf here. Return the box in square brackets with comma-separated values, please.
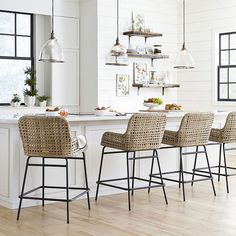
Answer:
[127, 53, 169, 60]
[132, 83, 180, 96]
[123, 31, 163, 38]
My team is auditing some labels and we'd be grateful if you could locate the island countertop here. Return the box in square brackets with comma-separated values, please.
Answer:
[0, 110, 230, 124]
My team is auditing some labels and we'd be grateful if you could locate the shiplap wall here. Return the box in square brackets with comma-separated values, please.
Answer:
[97, 0, 178, 112]
[177, 0, 236, 111]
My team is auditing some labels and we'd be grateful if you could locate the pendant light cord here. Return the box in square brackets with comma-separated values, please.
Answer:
[116, 0, 120, 44]
[182, 0, 186, 50]
[51, 0, 55, 38]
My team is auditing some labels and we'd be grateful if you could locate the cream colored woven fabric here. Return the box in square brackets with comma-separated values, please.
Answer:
[210, 112, 236, 143]
[101, 113, 167, 151]
[162, 112, 214, 147]
[18, 116, 86, 157]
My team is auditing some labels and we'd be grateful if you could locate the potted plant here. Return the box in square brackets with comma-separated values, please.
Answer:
[37, 95, 50, 107]
[23, 66, 38, 107]
[10, 94, 21, 107]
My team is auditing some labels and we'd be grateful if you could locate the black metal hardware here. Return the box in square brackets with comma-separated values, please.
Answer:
[151, 145, 216, 201]
[95, 147, 168, 210]
[17, 154, 90, 224]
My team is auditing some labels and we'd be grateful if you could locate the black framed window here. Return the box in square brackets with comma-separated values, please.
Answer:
[0, 10, 33, 105]
[218, 32, 236, 101]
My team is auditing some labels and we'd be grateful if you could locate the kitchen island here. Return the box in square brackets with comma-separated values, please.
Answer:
[0, 111, 229, 209]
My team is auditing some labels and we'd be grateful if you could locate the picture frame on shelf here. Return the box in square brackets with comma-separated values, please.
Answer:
[133, 62, 148, 85]
[116, 74, 130, 97]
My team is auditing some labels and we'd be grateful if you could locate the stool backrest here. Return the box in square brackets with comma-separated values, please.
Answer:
[18, 116, 72, 157]
[125, 113, 167, 151]
[222, 112, 236, 143]
[178, 112, 214, 147]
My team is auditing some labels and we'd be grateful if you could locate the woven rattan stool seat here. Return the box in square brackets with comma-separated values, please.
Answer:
[19, 116, 86, 157]
[209, 112, 236, 144]
[101, 113, 167, 151]
[162, 112, 214, 147]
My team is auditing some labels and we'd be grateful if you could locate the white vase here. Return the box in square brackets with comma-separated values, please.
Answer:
[24, 96, 35, 107]
[39, 101, 47, 107]
[10, 102, 20, 107]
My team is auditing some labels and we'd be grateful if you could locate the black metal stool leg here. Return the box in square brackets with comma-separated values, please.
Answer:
[155, 150, 168, 205]
[191, 146, 199, 186]
[223, 144, 229, 193]
[82, 152, 91, 209]
[178, 152, 182, 189]
[131, 152, 136, 196]
[42, 157, 45, 207]
[148, 150, 155, 194]
[218, 144, 222, 182]
[203, 146, 216, 196]
[95, 147, 105, 201]
[65, 159, 70, 224]
[179, 147, 186, 201]
[17, 156, 31, 220]
[126, 152, 131, 211]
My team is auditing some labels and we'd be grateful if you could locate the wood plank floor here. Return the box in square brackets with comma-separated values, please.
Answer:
[1, 169, 236, 235]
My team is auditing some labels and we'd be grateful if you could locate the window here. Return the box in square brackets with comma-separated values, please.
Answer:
[0, 10, 33, 104]
[218, 32, 236, 101]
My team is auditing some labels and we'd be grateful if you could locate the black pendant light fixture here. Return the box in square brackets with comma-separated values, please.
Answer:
[39, 0, 64, 63]
[106, 0, 128, 66]
[174, 0, 195, 69]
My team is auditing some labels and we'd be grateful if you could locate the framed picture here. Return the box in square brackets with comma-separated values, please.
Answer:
[116, 74, 130, 97]
[133, 62, 148, 84]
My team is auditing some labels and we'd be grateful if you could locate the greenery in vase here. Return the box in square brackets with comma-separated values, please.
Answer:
[11, 94, 21, 103]
[23, 66, 38, 97]
[37, 95, 50, 102]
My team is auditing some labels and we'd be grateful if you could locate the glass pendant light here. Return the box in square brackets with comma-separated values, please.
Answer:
[174, 0, 195, 69]
[39, 0, 64, 63]
[106, 0, 128, 66]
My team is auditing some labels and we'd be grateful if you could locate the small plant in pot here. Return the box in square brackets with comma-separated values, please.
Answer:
[37, 95, 49, 107]
[23, 66, 38, 107]
[10, 94, 21, 107]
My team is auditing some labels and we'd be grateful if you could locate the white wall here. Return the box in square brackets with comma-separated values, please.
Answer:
[177, 0, 236, 111]
[97, 0, 179, 112]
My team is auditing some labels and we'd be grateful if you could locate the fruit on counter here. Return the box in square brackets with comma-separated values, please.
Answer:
[165, 104, 182, 110]
[144, 98, 163, 105]
[59, 110, 69, 117]
[95, 106, 116, 112]
[46, 107, 60, 112]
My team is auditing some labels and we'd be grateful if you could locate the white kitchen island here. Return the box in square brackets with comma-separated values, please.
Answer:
[0, 111, 229, 209]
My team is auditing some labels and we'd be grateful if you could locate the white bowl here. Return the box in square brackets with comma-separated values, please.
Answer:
[45, 111, 59, 116]
[94, 110, 107, 116]
[143, 102, 160, 111]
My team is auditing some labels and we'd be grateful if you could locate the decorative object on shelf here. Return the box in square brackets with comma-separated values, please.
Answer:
[23, 67, 38, 107]
[145, 45, 154, 55]
[39, 0, 64, 63]
[174, 0, 195, 69]
[133, 13, 145, 32]
[116, 74, 130, 97]
[163, 71, 171, 84]
[149, 68, 158, 84]
[37, 95, 50, 107]
[133, 62, 148, 84]
[136, 45, 145, 54]
[106, 0, 128, 66]
[10, 94, 21, 107]
[153, 45, 162, 54]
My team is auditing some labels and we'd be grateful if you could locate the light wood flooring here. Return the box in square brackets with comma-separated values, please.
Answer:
[1, 164, 236, 235]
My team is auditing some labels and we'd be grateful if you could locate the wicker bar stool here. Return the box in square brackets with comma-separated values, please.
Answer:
[17, 116, 90, 224]
[95, 113, 168, 210]
[150, 112, 216, 201]
[193, 112, 236, 193]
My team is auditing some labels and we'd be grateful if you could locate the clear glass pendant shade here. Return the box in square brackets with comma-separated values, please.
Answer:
[174, 45, 195, 69]
[106, 41, 128, 66]
[39, 34, 64, 63]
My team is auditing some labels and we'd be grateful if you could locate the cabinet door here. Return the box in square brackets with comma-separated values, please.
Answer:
[0, 128, 9, 197]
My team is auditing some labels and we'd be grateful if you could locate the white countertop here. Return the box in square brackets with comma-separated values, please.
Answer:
[0, 111, 229, 124]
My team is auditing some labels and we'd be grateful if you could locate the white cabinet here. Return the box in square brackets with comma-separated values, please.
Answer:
[0, 128, 9, 198]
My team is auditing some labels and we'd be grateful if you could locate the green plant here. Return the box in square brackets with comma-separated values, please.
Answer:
[23, 66, 38, 97]
[37, 95, 50, 102]
[11, 94, 21, 103]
